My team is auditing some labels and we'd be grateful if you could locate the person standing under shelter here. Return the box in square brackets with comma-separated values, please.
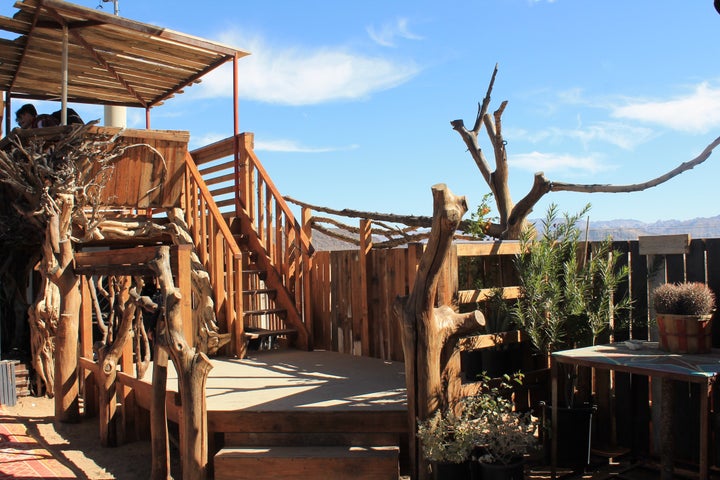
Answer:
[15, 103, 59, 129]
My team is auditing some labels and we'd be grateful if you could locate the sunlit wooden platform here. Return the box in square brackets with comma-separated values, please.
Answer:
[140, 349, 407, 413]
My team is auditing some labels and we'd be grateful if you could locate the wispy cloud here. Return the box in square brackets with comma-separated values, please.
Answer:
[196, 31, 421, 106]
[366, 18, 423, 47]
[510, 151, 611, 175]
[512, 122, 655, 151]
[611, 82, 720, 133]
[254, 139, 359, 153]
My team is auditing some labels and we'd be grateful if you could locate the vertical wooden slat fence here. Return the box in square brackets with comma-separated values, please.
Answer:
[309, 234, 720, 468]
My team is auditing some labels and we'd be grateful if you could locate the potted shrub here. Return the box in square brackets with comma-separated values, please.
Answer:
[465, 373, 539, 480]
[417, 373, 538, 480]
[417, 408, 475, 479]
[652, 282, 716, 353]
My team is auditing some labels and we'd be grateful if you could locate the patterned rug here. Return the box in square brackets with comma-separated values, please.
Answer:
[0, 405, 75, 479]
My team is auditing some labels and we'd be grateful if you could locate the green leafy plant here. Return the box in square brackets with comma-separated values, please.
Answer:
[513, 203, 630, 355]
[417, 408, 476, 464]
[483, 287, 514, 334]
[466, 193, 495, 239]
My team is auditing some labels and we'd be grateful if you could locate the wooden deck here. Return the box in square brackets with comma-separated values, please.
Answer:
[145, 349, 407, 413]
[98, 349, 410, 477]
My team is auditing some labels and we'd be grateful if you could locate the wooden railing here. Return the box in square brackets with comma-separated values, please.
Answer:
[189, 133, 314, 349]
[183, 152, 245, 356]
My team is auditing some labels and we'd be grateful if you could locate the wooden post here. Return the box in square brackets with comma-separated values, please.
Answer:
[176, 245, 194, 347]
[358, 219, 372, 356]
[80, 277, 97, 418]
[302, 207, 314, 347]
[151, 346, 171, 480]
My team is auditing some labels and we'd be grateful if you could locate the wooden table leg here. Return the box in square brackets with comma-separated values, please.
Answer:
[660, 379, 674, 480]
[551, 359, 558, 480]
[700, 381, 709, 480]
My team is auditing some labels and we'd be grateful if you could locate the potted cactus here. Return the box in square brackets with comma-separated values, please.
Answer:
[652, 282, 716, 353]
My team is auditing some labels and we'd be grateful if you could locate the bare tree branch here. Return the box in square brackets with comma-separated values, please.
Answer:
[550, 135, 720, 193]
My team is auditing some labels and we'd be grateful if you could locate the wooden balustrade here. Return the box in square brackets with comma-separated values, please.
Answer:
[183, 153, 245, 355]
[190, 133, 314, 351]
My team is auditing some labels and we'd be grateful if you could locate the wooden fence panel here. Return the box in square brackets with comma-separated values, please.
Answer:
[310, 251, 332, 351]
[367, 249, 408, 361]
[629, 241, 649, 340]
[707, 239, 720, 347]
[687, 239, 708, 283]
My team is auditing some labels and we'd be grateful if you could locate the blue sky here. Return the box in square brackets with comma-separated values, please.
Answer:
[4, 1, 720, 223]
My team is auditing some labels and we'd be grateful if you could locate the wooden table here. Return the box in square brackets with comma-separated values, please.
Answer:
[550, 341, 720, 480]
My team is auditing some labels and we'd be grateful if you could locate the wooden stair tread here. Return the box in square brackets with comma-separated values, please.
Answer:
[216, 445, 399, 458]
[214, 445, 400, 480]
[243, 288, 275, 295]
[244, 308, 286, 316]
[244, 327, 297, 339]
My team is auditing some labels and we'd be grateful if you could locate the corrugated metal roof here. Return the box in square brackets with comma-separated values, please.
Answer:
[0, 0, 250, 108]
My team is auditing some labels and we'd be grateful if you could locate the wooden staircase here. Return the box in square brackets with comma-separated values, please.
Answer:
[231, 221, 298, 351]
[186, 133, 314, 357]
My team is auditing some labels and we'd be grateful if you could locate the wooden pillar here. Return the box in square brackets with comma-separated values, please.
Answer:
[358, 219, 372, 356]
[79, 277, 97, 417]
[175, 245, 194, 347]
[301, 207, 314, 344]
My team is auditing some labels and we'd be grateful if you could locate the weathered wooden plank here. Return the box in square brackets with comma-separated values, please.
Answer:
[214, 446, 399, 480]
[457, 286, 521, 305]
[629, 240, 649, 340]
[208, 410, 408, 434]
[638, 234, 690, 255]
[456, 241, 522, 257]
[705, 239, 720, 347]
[686, 239, 708, 284]
[666, 253, 685, 284]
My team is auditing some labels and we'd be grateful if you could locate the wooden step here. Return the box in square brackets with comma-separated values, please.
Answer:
[244, 327, 297, 351]
[214, 445, 399, 480]
[243, 288, 277, 299]
[244, 308, 286, 317]
[244, 327, 297, 340]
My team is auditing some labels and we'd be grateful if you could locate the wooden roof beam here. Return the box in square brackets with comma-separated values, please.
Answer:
[42, 3, 148, 108]
[8, 1, 41, 93]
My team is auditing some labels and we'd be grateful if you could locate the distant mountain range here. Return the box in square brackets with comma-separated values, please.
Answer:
[584, 215, 720, 241]
[309, 215, 720, 251]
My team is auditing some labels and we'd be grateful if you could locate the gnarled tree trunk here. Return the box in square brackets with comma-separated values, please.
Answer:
[150, 245, 213, 480]
[393, 184, 485, 480]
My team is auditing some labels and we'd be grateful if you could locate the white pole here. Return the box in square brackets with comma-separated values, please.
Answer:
[103, 0, 126, 127]
[61, 25, 68, 125]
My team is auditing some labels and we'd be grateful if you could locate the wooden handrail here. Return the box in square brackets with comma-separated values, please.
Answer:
[191, 134, 314, 344]
[184, 151, 245, 355]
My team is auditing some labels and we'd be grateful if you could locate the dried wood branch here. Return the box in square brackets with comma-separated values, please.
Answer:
[452, 64, 720, 239]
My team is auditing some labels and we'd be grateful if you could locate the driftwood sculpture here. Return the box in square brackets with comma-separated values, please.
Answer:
[393, 183, 485, 480]
[149, 245, 213, 480]
[0, 125, 225, 420]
